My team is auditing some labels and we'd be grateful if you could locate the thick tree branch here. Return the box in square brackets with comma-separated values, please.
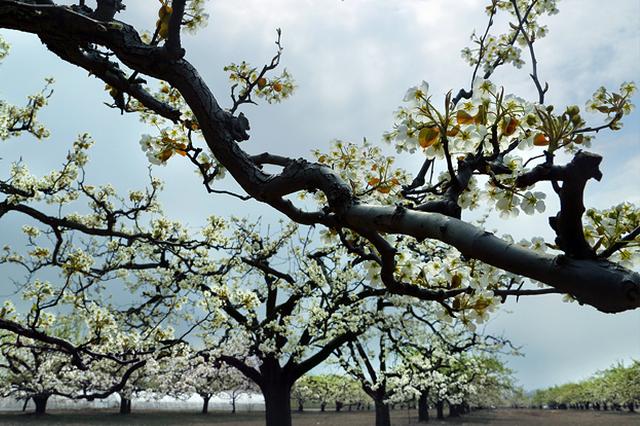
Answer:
[0, 318, 86, 369]
[344, 204, 640, 313]
[517, 151, 601, 259]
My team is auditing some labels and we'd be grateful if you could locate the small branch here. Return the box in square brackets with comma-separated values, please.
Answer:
[510, 0, 548, 104]
[599, 226, 640, 259]
[164, 0, 186, 58]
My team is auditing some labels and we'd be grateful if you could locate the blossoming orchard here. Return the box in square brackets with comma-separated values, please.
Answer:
[0, 1, 638, 426]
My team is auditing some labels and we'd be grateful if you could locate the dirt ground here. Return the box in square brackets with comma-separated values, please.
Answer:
[0, 408, 637, 425]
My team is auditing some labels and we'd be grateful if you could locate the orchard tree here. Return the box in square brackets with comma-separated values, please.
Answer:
[0, 305, 150, 415]
[0, 0, 636, 321]
[0, 120, 224, 411]
[290, 374, 314, 412]
[0, 54, 380, 425]
[0, 46, 261, 406]
[197, 222, 383, 425]
[388, 305, 517, 422]
[337, 298, 513, 426]
[464, 356, 522, 410]
[293, 374, 355, 412]
[335, 309, 399, 426]
[182, 356, 259, 414]
[533, 360, 639, 412]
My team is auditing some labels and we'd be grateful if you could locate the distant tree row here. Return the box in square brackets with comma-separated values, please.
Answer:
[532, 361, 640, 412]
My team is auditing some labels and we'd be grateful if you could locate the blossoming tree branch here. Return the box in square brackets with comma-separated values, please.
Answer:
[0, 0, 638, 345]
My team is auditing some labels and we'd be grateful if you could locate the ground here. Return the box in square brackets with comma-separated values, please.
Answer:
[0, 409, 638, 425]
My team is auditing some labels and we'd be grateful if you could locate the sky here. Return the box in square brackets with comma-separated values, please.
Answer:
[0, 0, 639, 391]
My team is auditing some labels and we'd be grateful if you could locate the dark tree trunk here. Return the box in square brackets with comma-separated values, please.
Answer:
[33, 395, 49, 415]
[231, 396, 237, 414]
[374, 400, 391, 426]
[418, 392, 429, 422]
[263, 381, 292, 426]
[628, 402, 635, 412]
[320, 402, 326, 412]
[336, 401, 343, 412]
[201, 394, 210, 414]
[436, 400, 444, 419]
[449, 403, 461, 417]
[297, 399, 304, 412]
[119, 396, 131, 414]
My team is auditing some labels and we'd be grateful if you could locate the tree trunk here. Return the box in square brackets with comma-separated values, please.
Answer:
[628, 402, 635, 412]
[263, 382, 292, 426]
[436, 400, 444, 419]
[336, 401, 343, 412]
[449, 402, 460, 417]
[374, 400, 392, 426]
[119, 396, 131, 414]
[231, 396, 237, 414]
[320, 402, 326, 412]
[201, 395, 210, 414]
[32, 394, 49, 415]
[418, 392, 429, 422]
[297, 399, 304, 412]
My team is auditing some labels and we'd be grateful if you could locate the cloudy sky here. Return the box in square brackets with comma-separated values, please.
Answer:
[1, 0, 639, 390]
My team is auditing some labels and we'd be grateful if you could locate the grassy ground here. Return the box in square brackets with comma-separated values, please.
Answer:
[0, 408, 637, 425]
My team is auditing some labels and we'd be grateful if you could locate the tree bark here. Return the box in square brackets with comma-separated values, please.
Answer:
[262, 382, 292, 426]
[320, 402, 326, 412]
[418, 392, 429, 422]
[374, 400, 392, 426]
[436, 400, 444, 419]
[32, 394, 49, 415]
[449, 402, 460, 417]
[119, 396, 131, 414]
[201, 394, 210, 414]
[345, 205, 640, 313]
